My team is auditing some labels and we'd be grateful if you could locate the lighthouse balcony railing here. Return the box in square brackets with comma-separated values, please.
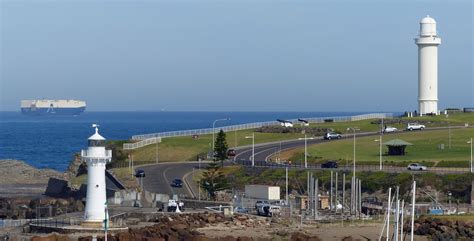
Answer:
[81, 149, 112, 159]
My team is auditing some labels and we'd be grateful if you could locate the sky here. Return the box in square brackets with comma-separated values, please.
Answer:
[0, 0, 472, 112]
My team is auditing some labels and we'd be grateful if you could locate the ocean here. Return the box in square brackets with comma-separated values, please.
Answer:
[0, 111, 370, 171]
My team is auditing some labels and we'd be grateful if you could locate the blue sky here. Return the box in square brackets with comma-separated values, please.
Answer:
[1, 0, 472, 112]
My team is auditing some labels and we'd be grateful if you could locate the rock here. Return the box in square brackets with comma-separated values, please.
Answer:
[276, 230, 289, 236]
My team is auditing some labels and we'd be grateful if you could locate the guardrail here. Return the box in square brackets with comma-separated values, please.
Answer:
[234, 160, 471, 174]
[123, 137, 161, 150]
[131, 113, 393, 141]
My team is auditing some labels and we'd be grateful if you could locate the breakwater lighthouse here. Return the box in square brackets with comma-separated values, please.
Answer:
[81, 124, 112, 226]
[415, 15, 441, 115]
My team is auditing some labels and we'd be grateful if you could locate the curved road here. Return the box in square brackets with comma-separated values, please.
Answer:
[138, 127, 471, 198]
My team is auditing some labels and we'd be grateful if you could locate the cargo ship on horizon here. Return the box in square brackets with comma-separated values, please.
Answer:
[21, 99, 86, 116]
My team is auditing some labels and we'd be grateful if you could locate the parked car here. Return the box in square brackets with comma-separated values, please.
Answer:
[255, 200, 270, 210]
[321, 161, 338, 169]
[234, 206, 249, 213]
[257, 204, 280, 217]
[407, 163, 427, 171]
[171, 178, 183, 188]
[407, 123, 425, 131]
[227, 149, 236, 157]
[135, 169, 146, 178]
[324, 132, 342, 140]
[383, 126, 398, 133]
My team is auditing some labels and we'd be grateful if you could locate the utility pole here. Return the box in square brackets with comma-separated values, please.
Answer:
[285, 167, 289, 204]
[315, 178, 319, 219]
[342, 173, 345, 217]
[358, 179, 362, 219]
[387, 187, 392, 241]
[330, 171, 333, 211]
[411, 181, 416, 241]
[335, 172, 338, 213]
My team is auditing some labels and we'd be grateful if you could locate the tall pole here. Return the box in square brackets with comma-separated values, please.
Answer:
[353, 130, 356, 178]
[395, 186, 399, 241]
[315, 178, 319, 218]
[470, 138, 473, 173]
[379, 134, 383, 170]
[400, 200, 405, 240]
[386, 187, 392, 241]
[330, 171, 333, 211]
[304, 134, 308, 168]
[252, 132, 255, 166]
[285, 167, 289, 204]
[342, 173, 345, 216]
[358, 179, 362, 219]
[155, 140, 159, 164]
[410, 181, 416, 241]
[335, 172, 338, 213]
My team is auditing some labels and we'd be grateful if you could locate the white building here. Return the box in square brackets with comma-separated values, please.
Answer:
[415, 15, 441, 115]
[81, 124, 112, 226]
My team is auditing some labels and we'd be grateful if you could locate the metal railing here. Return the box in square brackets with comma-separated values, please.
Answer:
[234, 160, 471, 174]
[123, 137, 161, 150]
[131, 113, 392, 141]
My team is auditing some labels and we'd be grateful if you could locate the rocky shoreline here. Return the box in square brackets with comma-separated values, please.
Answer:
[0, 159, 66, 198]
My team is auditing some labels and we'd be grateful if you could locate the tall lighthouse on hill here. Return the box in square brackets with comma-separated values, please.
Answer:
[415, 15, 441, 115]
[81, 124, 112, 226]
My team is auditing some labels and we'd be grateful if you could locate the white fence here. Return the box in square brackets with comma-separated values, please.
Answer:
[131, 113, 393, 141]
[123, 137, 161, 150]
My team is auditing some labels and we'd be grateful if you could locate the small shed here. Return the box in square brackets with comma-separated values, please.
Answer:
[384, 139, 413, 155]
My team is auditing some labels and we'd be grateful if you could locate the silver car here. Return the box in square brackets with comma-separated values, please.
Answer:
[407, 163, 427, 171]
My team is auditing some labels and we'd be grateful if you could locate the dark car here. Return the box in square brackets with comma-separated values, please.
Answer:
[171, 179, 183, 188]
[135, 169, 145, 178]
[321, 161, 338, 169]
[227, 149, 236, 157]
[324, 132, 342, 140]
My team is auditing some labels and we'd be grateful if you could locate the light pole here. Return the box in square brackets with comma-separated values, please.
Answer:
[298, 135, 315, 168]
[245, 133, 255, 166]
[468, 138, 473, 173]
[374, 136, 382, 170]
[212, 118, 231, 157]
[347, 127, 360, 178]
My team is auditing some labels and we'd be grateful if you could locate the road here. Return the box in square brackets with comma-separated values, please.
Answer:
[139, 162, 203, 198]
[137, 127, 471, 198]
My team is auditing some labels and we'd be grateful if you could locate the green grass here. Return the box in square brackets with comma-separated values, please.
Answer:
[285, 128, 474, 166]
[110, 112, 474, 165]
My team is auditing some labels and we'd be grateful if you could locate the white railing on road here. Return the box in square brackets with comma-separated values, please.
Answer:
[123, 137, 161, 150]
[123, 113, 393, 150]
[131, 113, 393, 141]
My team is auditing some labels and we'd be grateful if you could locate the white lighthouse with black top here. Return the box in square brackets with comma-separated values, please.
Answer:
[81, 124, 112, 225]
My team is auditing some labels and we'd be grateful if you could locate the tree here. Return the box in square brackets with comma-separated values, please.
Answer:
[200, 161, 229, 200]
[213, 129, 228, 167]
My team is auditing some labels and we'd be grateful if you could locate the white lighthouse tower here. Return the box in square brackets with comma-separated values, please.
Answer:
[415, 15, 441, 115]
[81, 124, 112, 226]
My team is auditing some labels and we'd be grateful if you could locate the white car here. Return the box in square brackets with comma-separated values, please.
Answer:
[383, 126, 398, 133]
[407, 123, 425, 131]
[407, 163, 427, 171]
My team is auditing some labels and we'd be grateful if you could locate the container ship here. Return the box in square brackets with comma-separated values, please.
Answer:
[21, 99, 86, 116]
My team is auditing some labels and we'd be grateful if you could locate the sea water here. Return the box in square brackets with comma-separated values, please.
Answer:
[0, 111, 368, 171]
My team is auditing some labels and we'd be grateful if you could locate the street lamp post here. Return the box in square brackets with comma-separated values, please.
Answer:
[298, 135, 315, 168]
[212, 118, 231, 157]
[347, 127, 360, 178]
[468, 138, 473, 173]
[245, 133, 255, 166]
[374, 136, 382, 170]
